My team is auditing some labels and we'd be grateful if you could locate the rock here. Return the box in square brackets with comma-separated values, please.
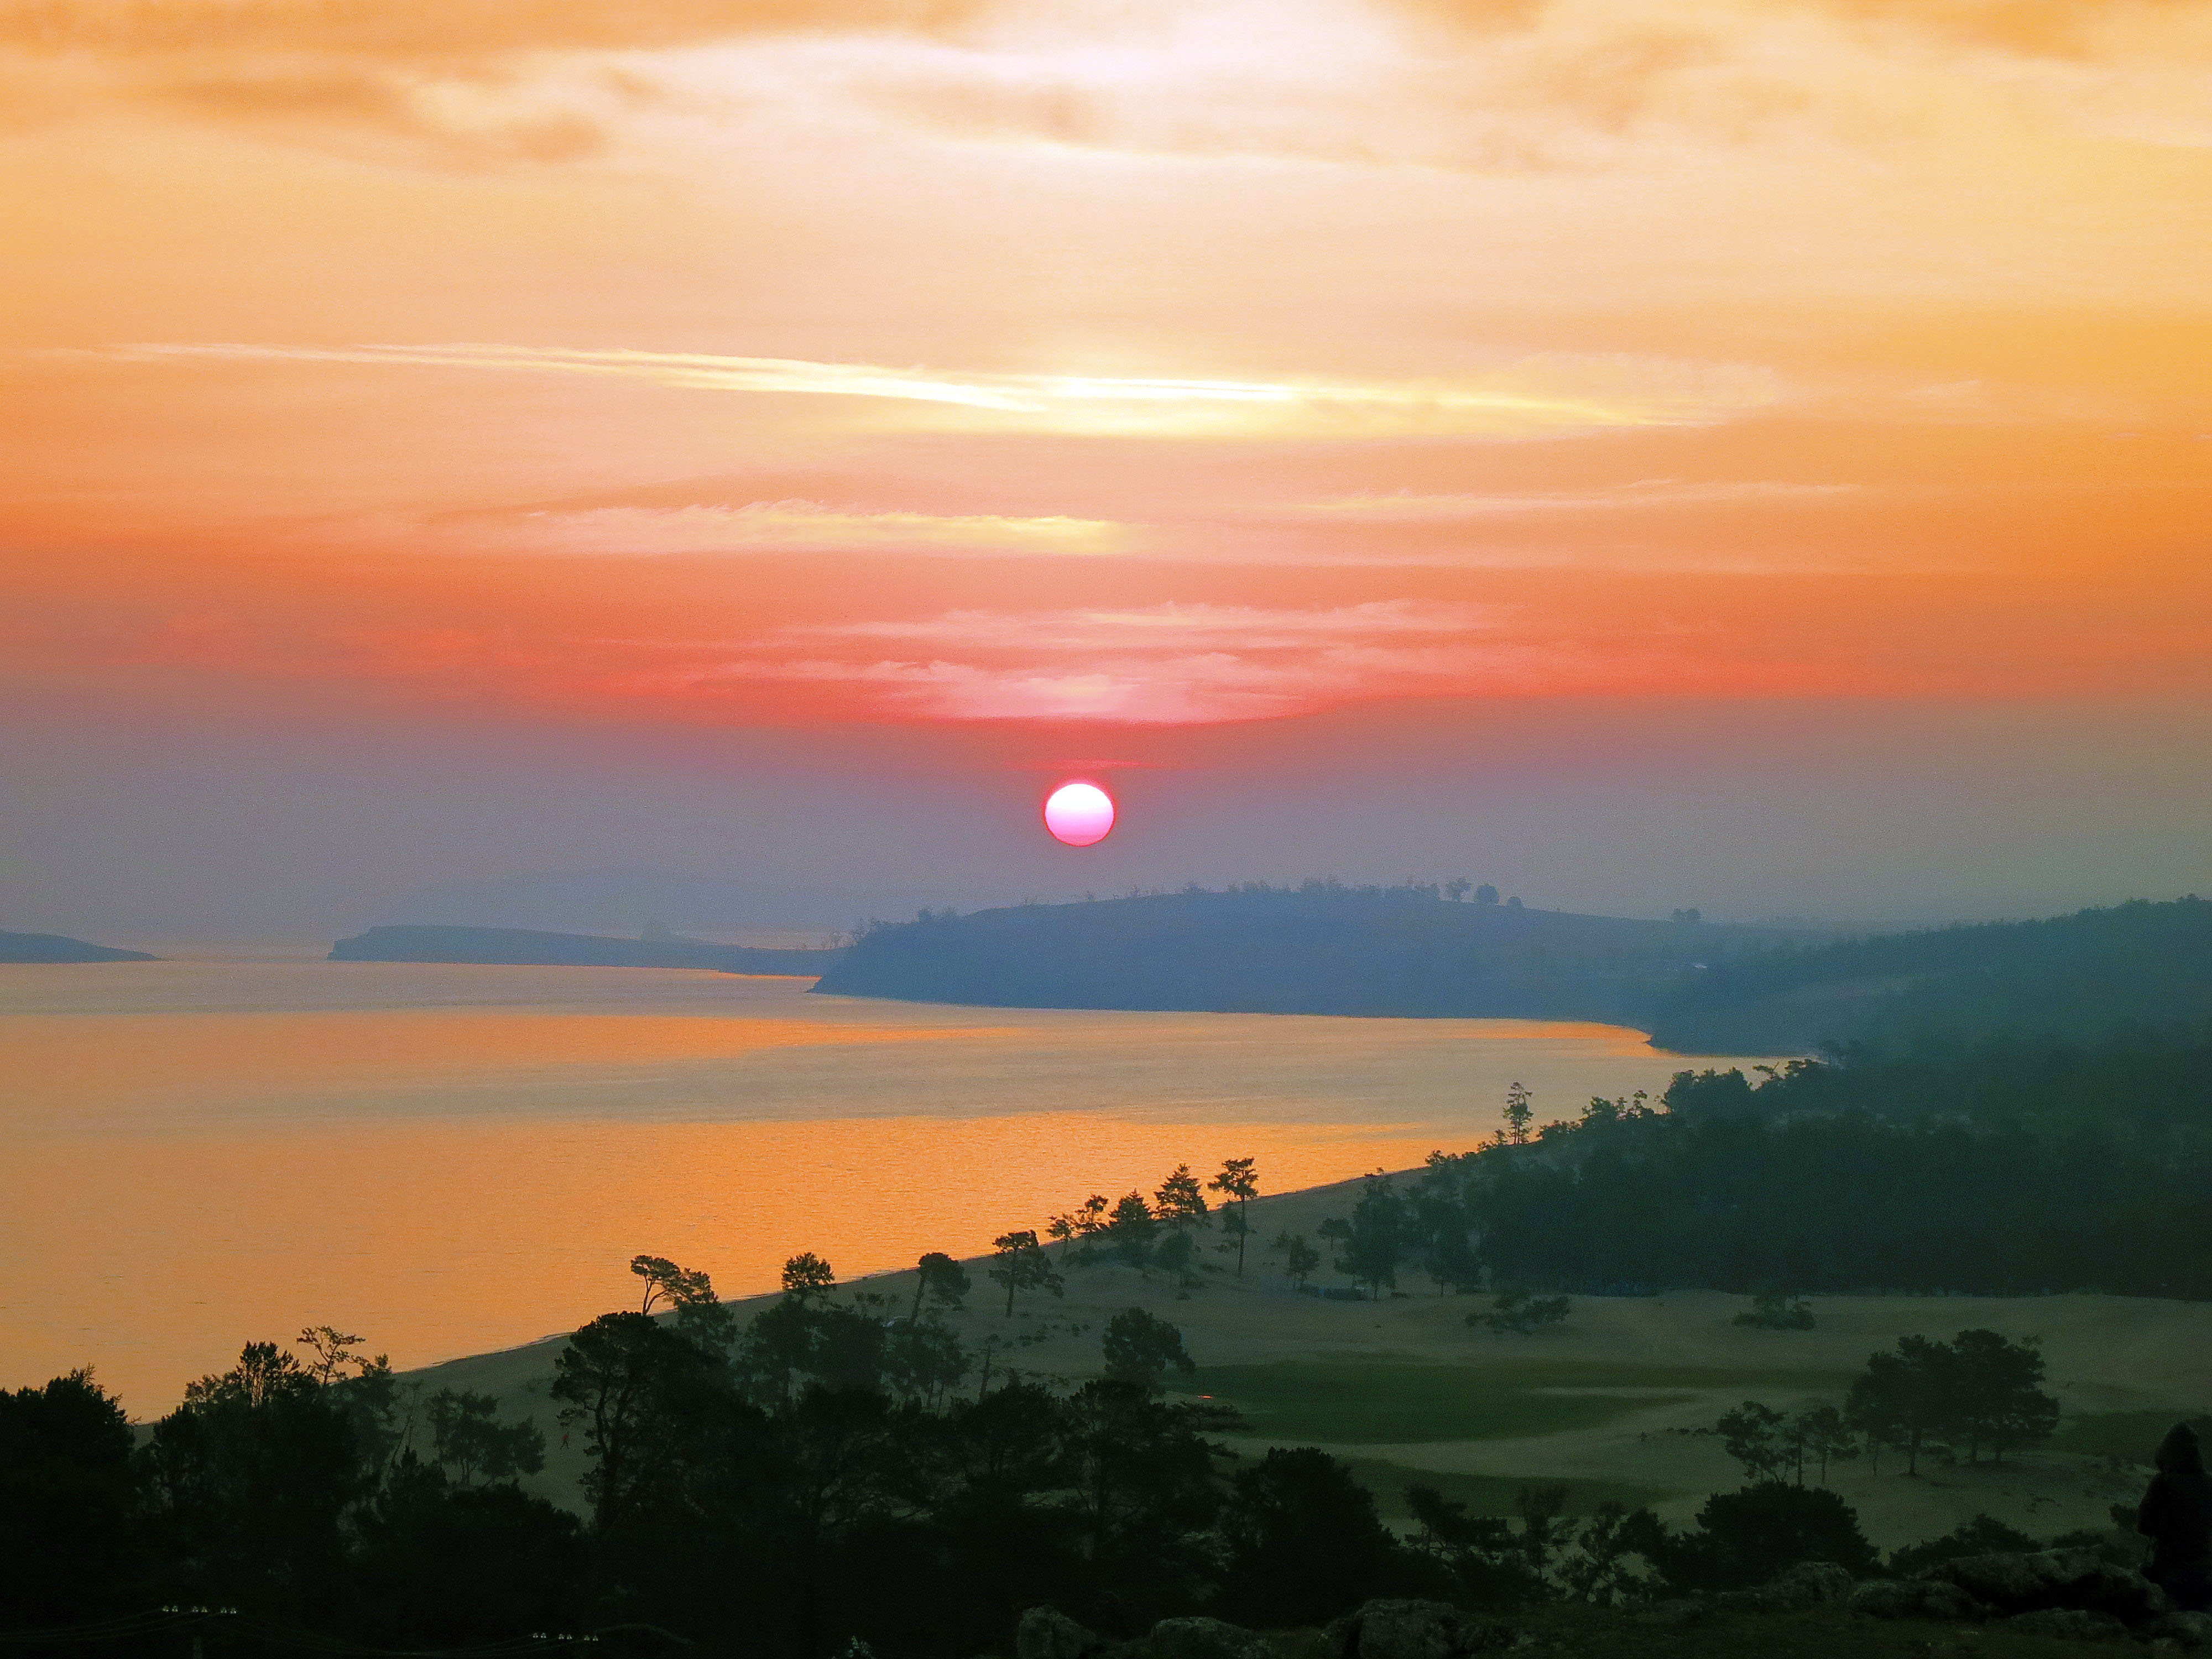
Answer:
[1752, 1561, 1858, 1610]
[1150, 1619, 1271, 1659]
[1927, 1551, 2056, 1609]
[1923, 1548, 2171, 1625]
[2145, 1611, 2212, 1649]
[1849, 1579, 1987, 1621]
[1324, 1600, 1519, 1659]
[1018, 1606, 1113, 1659]
[1999, 1608, 2130, 1641]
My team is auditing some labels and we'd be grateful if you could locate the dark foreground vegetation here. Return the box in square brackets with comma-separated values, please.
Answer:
[5, 1268, 2193, 1659]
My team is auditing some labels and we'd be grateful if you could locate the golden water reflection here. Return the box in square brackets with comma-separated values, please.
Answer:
[0, 958, 1771, 1412]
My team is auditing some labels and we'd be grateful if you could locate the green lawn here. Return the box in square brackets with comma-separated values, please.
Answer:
[1332, 1455, 1677, 1522]
[1176, 1360, 1849, 1444]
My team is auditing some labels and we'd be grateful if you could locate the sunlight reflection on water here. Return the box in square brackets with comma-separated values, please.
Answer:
[0, 956, 1771, 1412]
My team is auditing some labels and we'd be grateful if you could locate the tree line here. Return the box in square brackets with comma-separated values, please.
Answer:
[6, 1274, 2101, 1657]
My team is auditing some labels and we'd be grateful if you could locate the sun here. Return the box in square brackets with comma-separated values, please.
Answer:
[1044, 781, 1115, 847]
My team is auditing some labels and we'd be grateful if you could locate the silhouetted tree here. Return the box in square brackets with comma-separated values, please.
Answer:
[0, 1370, 142, 1621]
[988, 1230, 1064, 1316]
[1214, 1448, 1416, 1627]
[424, 1388, 545, 1487]
[1502, 1080, 1534, 1145]
[1100, 1309, 1196, 1392]
[782, 1252, 838, 1300]
[1276, 1231, 1322, 1288]
[1320, 1175, 1410, 1298]
[142, 1343, 362, 1615]
[1105, 1192, 1158, 1273]
[1208, 1156, 1260, 1276]
[910, 1251, 972, 1322]
[1154, 1164, 1209, 1228]
[550, 1312, 724, 1531]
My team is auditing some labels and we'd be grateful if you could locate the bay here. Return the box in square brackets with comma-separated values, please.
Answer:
[0, 954, 1773, 1412]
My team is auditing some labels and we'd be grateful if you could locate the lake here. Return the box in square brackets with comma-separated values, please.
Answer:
[0, 954, 1773, 1412]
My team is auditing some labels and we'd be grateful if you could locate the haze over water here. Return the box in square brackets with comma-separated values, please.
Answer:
[3, 956, 1779, 1413]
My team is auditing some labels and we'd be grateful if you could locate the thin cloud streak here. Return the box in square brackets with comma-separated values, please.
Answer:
[109, 342, 1788, 438]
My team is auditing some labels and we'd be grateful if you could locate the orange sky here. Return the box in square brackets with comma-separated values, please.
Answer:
[3, 0, 2210, 930]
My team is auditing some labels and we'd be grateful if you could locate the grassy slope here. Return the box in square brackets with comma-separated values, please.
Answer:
[412, 1169, 2212, 1550]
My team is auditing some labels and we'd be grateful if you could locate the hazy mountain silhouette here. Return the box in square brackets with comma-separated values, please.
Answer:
[0, 929, 156, 962]
[330, 924, 842, 975]
[813, 882, 1815, 1027]
[1647, 895, 2212, 1052]
[368, 867, 980, 940]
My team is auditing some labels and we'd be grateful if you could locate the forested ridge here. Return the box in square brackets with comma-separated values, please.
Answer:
[817, 888, 2212, 1058]
[1363, 1022, 2212, 1301]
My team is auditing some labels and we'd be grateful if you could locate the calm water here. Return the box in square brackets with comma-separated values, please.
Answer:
[1, 955, 1768, 1412]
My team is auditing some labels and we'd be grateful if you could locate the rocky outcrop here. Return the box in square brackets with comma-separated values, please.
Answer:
[1843, 1546, 2197, 1644]
[1147, 1618, 1273, 1659]
[1323, 1600, 1520, 1659]
[1016, 1607, 1113, 1659]
[1707, 1560, 1856, 1613]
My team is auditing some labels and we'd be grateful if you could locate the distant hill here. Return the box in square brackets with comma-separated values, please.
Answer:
[811, 884, 1816, 1025]
[328, 924, 843, 977]
[368, 867, 980, 940]
[0, 929, 156, 963]
[1646, 896, 2212, 1053]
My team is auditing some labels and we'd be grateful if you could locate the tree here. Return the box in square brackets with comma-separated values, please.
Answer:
[0, 1370, 142, 1622]
[1502, 1081, 1533, 1145]
[1712, 1400, 1790, 1483]
[1733, 1288, 1815, 1330]
[1475, 884, 1500, 906]
[144, 1343, 363, 1614]
[1214, 1448, 1416, 1627]
[1105, 1192, 1158, 1272]
[1276, 1232, 1321, 1289]
[631, 1254, 714, 1314]
[1444, 879, 1472, 902]
[550, 1311, 724, 1530]
[1154, 1164, 1209, 1228]
[1947, 1328, 2059, 1463]
[632, 1254, 736, 1352]
[987, 1230, 1065, 1316]
[1646, 1483, 1878, 1592]
[1468, 1287, 1572, 1335]
[1155, 1228, 1202, 1290]
[424, 1389, 545, 1487]
[910, 1251, 972, 1322]
[1319, 1175, 1410, 1298]
[782, 1252, 838, 1301]
[1100, 1308, 1196, 1392]
[1788, 1403, 1859, 1486]
[1845, 1335, 1955, 1476]
[1207, 1156, 1260, 1276]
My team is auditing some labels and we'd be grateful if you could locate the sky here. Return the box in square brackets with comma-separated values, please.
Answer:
[3, 0, 2209, 939]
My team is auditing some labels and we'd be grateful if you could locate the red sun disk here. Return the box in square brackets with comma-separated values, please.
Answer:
[1044, 781, 1115, 846]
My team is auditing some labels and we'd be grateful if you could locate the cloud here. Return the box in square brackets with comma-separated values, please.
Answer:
[0, 0, 985, 62]
[799, 599, 1497, 650]
[464, 502, 1128, 557]
[113, 342, 1788, 440]
[1297, 480, 1861, 520]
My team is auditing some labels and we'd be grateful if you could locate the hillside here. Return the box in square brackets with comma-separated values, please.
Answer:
[328, 922, 843, 976]
[0, 928, 155, 962]
[813, 884, 1814, 1024]
[1646, 896, 2212, 1053]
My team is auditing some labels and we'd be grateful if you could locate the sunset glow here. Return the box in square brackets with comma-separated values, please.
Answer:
[4, 0, 2209, 932]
